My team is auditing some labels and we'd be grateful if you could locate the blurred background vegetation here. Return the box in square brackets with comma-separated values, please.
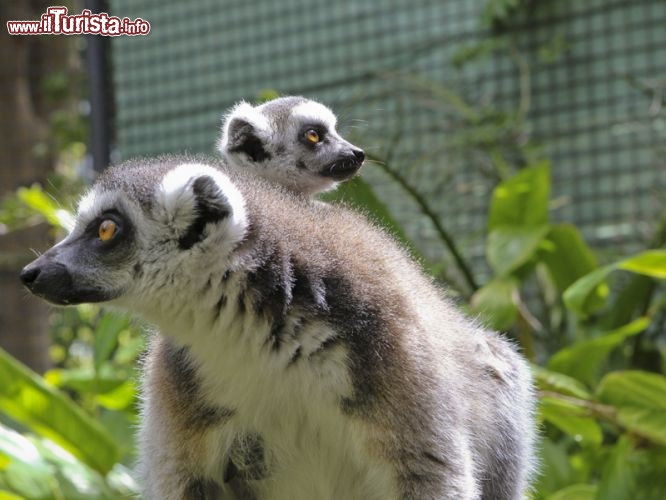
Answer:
[0, 0, 665, 498]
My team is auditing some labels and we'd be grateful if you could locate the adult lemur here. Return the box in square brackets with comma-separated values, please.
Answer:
[21, 155, 536, 499]
[218, 96, 365, 197]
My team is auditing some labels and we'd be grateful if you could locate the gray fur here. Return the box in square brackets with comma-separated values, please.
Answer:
[20, 155, 536, 499]
[218, 96, 365, 196]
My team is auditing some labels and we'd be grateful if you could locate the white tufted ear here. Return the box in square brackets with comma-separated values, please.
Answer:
[155, 163, 247, 249]
[217, 101, 270, 155]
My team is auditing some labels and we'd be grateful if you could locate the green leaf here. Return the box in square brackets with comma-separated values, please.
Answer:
[0, 348, 119, 474]
[630, 447, 666, 500]
[596, 436, 635, 500]
[488, 161, 550, 230]
[99, 412, 138, 463]
[482, 0, 521, 26]
[256, 89, 280, 103]
[546, 484, 597, 500]
[533, 366, 591, 399]
[114, 335, 145, 365]
[552, 442, 666, 500]
[106, 464, 139, 498]
[539, 223, 599, 292]
[0, 423, 134, 500]
[31, 436, 121, 499]
[618, 250, 666, 279]
[470, 277, 518, 330]
[0, 424, 55, 499]
[540, 396, 602, 445]
[598, 371, 666, 411]
[44, 367, 126, 395]
[486, 225, 550, 276]
[602, 274, 654, 329]
[564, 250, 666, 317]
[0, 491, 27, 500]
[16, 185, 74, 230]
[563, 265, 612, 317]
[548, 317, 650, 386]
[485, 164, 553, 280]
[615, 407, 666, 446]
[486, 226, 549, 276]
[94, 313, 131, 370]
[598, 371, 666, 445]
[536, 438, 576, 497]
[95, 381, 136, 411]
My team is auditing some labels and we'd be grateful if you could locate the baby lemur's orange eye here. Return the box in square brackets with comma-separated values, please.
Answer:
[98, 219, 117, 242]
[305, 129, 320, 143]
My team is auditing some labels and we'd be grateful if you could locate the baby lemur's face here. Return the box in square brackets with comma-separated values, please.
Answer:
[218, 96, 364, 196]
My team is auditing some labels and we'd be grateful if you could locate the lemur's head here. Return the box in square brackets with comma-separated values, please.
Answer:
[218, 96, 365, 197]
[20, 157, 247, 323]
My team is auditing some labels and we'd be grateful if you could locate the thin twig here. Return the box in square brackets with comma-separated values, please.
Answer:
[368, 152, 479, 294]
[508, 42, 531, 126]
[539, 391, 617, 421]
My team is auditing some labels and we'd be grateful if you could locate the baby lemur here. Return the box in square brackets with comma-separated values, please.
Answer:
[218, 96, 365, 197]
[21, 155, 536, 499]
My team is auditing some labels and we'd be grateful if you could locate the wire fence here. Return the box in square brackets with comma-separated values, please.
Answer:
[109, 0, 666, 281]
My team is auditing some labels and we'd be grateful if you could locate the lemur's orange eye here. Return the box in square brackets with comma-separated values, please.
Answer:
[305, 129, 320, 143]
[98, 220, 117, 242]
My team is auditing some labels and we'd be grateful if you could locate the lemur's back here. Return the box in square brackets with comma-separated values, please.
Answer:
[235, 174, 536, 498]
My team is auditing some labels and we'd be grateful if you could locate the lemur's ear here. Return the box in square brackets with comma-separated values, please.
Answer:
[218, 102, 272, 163]
[177, 175, 231, 249]
[157, 164, 247, 250]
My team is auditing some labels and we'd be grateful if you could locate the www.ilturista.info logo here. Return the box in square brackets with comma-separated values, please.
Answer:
[7, 6, 150, 36]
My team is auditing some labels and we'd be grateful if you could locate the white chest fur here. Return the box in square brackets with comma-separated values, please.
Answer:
[159, 284, 398, 500]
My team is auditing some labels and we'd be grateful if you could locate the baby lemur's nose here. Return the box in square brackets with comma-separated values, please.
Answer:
[20, 265, 41, 288]
[352, 148, 365, 162]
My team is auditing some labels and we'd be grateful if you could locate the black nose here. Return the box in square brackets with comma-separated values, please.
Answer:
[352, 149, 365, 162]
[20, 266, 41, 288]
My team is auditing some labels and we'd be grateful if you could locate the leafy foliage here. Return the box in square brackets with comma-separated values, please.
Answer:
[337, 35, 666, 496]
[0, 344, 139, 498]
[0, 185, 142, 497]
[478, 167, 665, 498]
[415, 165, 666, 498]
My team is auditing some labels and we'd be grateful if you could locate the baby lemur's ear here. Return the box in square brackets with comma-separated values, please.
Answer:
[218, 102, 272, 163]
[156, 163, 247, 249]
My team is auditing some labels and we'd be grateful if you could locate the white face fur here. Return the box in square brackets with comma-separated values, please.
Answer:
[218, 96, 365, 197]
[20, 162, 248, 322]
